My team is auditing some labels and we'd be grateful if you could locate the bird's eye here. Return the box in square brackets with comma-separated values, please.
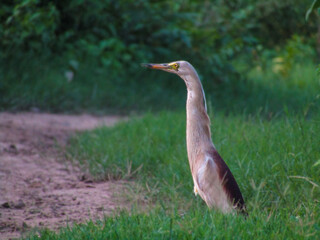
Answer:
[170, 63, 179, 71]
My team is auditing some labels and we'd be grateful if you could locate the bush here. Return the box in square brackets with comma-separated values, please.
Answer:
[1, 1, 315, 78]
[0, 0, 317, 113]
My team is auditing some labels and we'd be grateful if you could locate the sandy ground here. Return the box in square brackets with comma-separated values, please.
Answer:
[0, 113, 128, 239]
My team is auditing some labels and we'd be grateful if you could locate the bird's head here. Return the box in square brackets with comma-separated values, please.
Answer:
[141, 60, 194, 77]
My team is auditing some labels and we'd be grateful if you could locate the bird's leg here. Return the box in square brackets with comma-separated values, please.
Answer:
[194, 185, 198, 196]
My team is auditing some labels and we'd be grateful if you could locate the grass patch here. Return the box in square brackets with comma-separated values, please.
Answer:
[0, 54, 186, 114]
[68, 112, 320, 207]
[1, 54, 319, 115]
[23, 111, 317, 239]
[25, 206, 319, 239]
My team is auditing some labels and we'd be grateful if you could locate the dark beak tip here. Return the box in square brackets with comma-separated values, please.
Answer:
[141, 63, 152, 68]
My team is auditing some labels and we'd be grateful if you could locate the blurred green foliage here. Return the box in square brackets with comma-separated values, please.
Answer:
[306, 0, 320, 20]
[0, 0, 318, 113]
[1, 0, 316, 72]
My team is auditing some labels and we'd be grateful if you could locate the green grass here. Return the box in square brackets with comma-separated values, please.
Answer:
[1, 53, 319, 115]
[0, 54, 187, 114]
[24, 207, 319, 239]
[23, 110, 320, 239]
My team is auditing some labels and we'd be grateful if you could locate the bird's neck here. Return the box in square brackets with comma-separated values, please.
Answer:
[182, 74, 213, 166]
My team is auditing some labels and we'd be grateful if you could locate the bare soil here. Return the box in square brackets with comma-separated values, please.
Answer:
[0, 113, 128, 239]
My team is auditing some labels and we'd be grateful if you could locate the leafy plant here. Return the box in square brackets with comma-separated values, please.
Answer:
[306, 0, 320, 20]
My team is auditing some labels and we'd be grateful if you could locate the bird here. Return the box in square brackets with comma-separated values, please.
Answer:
[142, 61, 247, 214]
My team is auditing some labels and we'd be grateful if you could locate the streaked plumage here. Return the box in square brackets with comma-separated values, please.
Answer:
[142, 61, 246, 214]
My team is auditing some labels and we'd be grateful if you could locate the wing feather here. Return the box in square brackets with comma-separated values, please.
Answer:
[208, 148, 247, 214]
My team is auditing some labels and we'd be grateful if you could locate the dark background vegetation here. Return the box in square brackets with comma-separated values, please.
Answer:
[0, 0, 319, 114]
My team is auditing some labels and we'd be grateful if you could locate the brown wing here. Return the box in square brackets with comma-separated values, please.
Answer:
[208, 147, 247, 215]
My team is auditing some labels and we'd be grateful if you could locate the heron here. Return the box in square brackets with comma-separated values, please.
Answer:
[142, 61, 246, 214]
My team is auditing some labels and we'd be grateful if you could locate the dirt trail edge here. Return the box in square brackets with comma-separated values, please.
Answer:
[0, 113, 128, 239]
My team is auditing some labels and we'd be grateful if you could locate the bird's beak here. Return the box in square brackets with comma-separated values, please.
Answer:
[141, 63, 171, 70]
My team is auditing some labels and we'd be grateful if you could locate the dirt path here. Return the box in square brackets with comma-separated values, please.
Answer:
[0, 113, 128, 239]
